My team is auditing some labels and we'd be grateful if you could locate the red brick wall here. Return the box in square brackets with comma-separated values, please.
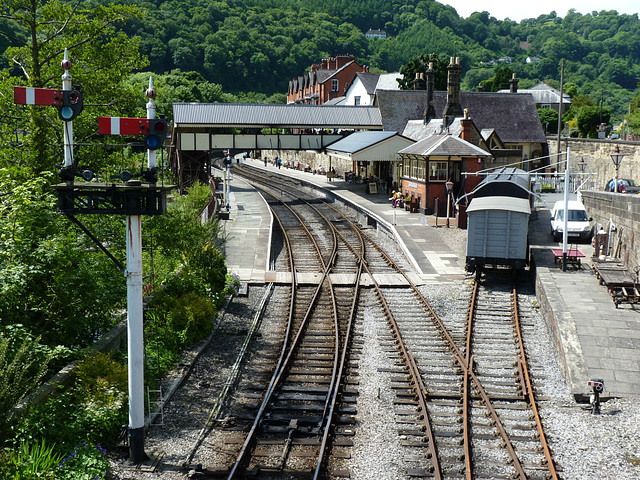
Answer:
[400, 178, 427, 210]
[463, 157, 484, 194]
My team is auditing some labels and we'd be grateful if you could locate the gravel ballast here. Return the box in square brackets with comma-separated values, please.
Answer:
[109, 225, 640, 480]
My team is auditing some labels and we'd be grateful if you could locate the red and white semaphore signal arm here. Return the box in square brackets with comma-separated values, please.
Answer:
[98, 116, 168, 151]
[13, 48, 82, 170]
[14, 86, 64, 106]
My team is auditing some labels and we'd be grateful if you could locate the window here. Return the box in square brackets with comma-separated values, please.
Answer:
[429, 161, 448, 182]
[416, 159, 426, 179]
[354, 96, 361, 106]
[331, 79, 339, 92]
[411, 159, 418, 178]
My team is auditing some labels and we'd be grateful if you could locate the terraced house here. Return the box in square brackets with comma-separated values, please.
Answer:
[287, 55, 370, 105]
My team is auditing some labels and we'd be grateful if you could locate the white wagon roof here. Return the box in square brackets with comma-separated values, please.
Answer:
[467, 196, 531, 214]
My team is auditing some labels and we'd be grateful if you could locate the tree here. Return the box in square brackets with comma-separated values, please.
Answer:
[577, 105, 609, 138]
[537, 107, 558, 135]
[397, 52, 448, 90]
[480, 66, 512, 92]
[1, 0, 147, 175]
[0, 0, 148, 349]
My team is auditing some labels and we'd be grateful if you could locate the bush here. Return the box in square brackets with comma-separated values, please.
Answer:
[0, 438, 63, 479]
[12, 353, 127, 452]
[56, 442, 110, 480]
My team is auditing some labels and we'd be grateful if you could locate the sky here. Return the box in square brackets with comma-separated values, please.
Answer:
[440, 0, 639, 22]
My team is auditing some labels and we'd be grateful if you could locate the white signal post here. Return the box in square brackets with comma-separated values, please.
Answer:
[126, 210, 146, 464]
[61, 48, 73, 168]
[126, 77, 161, 464]
[146, 77, 157, 172]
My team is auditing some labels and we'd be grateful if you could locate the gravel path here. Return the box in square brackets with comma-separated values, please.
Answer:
[109, 226, 640, 480]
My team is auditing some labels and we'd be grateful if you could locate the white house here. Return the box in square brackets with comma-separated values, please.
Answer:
[343, 72, 380, 106]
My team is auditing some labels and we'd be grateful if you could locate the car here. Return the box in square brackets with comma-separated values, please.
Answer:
[550, 200, 593, 243]
[604, 178, 640, 194]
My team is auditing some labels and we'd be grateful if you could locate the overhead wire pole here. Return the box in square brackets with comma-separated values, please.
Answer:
[562, 147, 570, 271]
[556, 58, 571, 272]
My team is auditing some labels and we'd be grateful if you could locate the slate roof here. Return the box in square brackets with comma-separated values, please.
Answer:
[374, 90, 547, 144]
[527, 83, 571, 104]
[324, 96, 346, 105]
[326, 131, 402, 154]
[398, 134, 490, 157]
[497, 84, 571, 105]
[314, 69, 335, 84]
[172, 103, 383, 129]
[375, 73, 403, 91]
[355, 72, 381, 95]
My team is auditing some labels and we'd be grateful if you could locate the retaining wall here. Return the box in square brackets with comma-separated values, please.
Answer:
[581, 190, 640, 270]
[547, 138, 640, 190]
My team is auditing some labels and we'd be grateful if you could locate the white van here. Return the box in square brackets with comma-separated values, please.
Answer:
[550, 200, 593, 242]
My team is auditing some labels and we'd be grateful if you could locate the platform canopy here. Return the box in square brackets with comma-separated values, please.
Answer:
[326, 131, 414, 162]
[173, 103, 383, 129]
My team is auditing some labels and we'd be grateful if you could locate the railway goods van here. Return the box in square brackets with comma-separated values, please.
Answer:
[464, 168, 531, 274]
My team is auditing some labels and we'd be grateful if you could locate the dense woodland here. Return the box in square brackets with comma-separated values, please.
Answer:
[5, 0, 640, 124]
[2, 0, 640, 128]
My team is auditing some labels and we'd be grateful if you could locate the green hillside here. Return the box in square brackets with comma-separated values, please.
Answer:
[2, 0, 640, 124]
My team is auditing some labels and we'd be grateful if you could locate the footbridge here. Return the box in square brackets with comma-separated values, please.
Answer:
[170, 103, 383, 186]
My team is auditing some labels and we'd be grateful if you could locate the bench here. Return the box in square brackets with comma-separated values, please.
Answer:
[551, 248, 585, 268]
[592, 260, 640, 308]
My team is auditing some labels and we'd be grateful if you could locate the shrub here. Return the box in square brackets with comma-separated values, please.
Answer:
[0, 438, 64, 479]
[56, 442, 110, 480]
[12, 353, 127, 451]
[0, 326, 63, 443]
[224, 272, 241, 296]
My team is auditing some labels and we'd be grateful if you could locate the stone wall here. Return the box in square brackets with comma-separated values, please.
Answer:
[547, 138, 640, 189]
[581, 190, 640, 270]
[261, 149, 353, 178]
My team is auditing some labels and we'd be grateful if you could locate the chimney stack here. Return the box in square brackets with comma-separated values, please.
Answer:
[424, 62, 436, 123]
[413, 72, 426, 90]
[509, 73, 519, 93]
[442, 57, 463, 127]
[460, 108, 472, 142]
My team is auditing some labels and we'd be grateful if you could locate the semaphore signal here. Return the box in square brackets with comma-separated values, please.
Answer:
[13, 48, 82, 171]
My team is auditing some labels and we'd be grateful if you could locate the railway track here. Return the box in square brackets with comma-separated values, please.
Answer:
[216, 168, 365, 478]
[158, 166, 559, 479]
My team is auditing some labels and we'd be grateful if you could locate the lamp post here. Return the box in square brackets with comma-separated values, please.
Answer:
[610, 145, 624, 193]
[578, 157, 587, 173]
[445, 180, 453, 228]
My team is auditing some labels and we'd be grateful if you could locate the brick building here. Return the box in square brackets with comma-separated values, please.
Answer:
[287, 55, 370, 105]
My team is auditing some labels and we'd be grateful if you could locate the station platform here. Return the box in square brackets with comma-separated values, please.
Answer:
[529, 197, 640, 400]
[223, 157, 466, 285]
[223, 159, 639, 399]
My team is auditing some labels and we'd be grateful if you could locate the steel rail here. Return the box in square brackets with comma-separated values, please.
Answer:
[253, 177, 363, 478]
[513, 286, 559, 479]
[238, 168, 556, 479]
[313, 214, 366, 478]
[365, 262, 442, 479]
[463, 280, 478, 480]
[227, 183, 340, 478]
[183, 282, 274, 466]
[466, 281, 527, 480]
[361, 230, 533, 479]
[226, 208, 298, 479]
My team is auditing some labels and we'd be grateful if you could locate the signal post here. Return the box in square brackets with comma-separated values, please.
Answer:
[15, 54, 172, 464]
